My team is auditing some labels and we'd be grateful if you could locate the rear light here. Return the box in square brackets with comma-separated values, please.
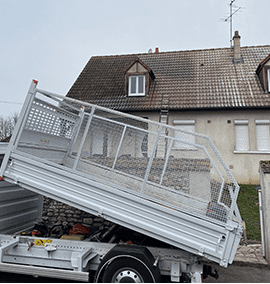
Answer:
[0, 177, 3, 181]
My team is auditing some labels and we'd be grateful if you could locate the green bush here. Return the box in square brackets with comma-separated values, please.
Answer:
[237, 184, 261, 241]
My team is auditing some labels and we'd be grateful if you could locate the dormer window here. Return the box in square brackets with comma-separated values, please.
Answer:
[268, 69, 270, 92]
[256, 54, 270, 93]
[124, 57, 155, 97]
[129, 75, 145, 96]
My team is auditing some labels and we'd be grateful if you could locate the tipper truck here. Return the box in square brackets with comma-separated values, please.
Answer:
[0, 80, 243, 282]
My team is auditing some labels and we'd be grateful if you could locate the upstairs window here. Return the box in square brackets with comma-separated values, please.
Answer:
[128, 75, 145, 96]
[235, 120, 249, 151]
[268, 69, 270, 92]
[173, 120, 196, 149]
[256, 120, 270, 151]
[256, 55, 270, 93]
[125, 58, 155, 97]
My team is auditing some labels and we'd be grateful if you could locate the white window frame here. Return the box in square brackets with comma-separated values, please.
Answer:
[234, 120, 249, 152]
[128, 75, 145, 96]
[256, 120, 270, 151]
[268, 69, 270, 93]
[173, 120, 196, 150]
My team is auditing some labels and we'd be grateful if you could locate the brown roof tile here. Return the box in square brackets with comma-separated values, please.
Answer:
[66, 46, 270, 111]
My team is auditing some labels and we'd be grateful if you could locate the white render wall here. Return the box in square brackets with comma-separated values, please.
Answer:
[130, 109, 270, 184]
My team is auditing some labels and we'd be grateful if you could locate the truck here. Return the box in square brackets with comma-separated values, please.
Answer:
[0, 80, 243, 282]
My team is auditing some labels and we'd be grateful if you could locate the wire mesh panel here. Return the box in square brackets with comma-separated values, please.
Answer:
[16, 95, 80, 163]
[25, 98, 78, 139]
[14, 89, 239, 224]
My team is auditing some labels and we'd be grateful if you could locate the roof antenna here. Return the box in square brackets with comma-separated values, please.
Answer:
[219, 0, 244, 49]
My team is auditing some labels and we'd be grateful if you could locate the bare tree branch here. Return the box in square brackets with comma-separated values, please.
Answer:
[0, 112, 19, 141]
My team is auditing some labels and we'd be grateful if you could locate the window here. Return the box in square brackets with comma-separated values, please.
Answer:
[173, 120, 196, 149]
[235, 120, 249, 151]
[256, 120, 270, 151]
[128, 75, 145, 96]
[268, 69, 270, 92]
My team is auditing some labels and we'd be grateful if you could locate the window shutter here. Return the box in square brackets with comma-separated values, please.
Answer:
[256, 120, 270, 151]
[235, 120, 249, 151]
[173, 120, 195, 149]
[92, 130, 103, 155]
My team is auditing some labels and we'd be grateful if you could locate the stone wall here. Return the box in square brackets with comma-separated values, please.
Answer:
[42, 197, 113, 231]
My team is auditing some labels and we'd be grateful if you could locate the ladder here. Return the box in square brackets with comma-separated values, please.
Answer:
[156, 93, 170, 158]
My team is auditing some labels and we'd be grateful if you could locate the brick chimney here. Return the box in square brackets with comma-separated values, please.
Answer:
[233, 31, 242, 63]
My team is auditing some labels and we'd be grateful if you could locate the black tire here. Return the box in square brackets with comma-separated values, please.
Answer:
[102, 257, 156, 283]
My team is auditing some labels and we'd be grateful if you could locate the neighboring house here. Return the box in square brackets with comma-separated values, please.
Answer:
[67, 31, 270, 184]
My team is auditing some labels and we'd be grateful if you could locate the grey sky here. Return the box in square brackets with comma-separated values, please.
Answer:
[0, 0, 269, 117]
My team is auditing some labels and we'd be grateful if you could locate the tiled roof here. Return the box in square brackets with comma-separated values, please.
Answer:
[66, 46, 270, 111]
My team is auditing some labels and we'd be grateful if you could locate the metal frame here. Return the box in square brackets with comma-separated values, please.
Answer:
[0, 233, 204, 282]
[73, 107, 95, 171]
[0, 81, 243, 270]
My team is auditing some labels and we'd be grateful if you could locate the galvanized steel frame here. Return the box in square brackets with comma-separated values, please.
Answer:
[0, 81, 242, 268]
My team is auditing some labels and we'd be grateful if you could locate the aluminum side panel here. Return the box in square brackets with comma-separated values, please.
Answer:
[3, 152, 241, 266]
[0, 180, 43, 234]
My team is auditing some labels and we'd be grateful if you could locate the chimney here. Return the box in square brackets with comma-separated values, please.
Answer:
[233, 31, 242, 63]
[155, 47, 159, 53]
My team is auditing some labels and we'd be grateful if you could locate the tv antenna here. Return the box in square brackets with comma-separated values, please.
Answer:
[219, 0, 244, 48]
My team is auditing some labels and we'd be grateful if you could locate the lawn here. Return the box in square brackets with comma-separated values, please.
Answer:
[237, 184, 261, 241]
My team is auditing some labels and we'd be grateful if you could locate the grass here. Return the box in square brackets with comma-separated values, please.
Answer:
[237, 184, 261, 241]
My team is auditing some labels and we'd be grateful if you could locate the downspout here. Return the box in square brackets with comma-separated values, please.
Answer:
[256, 185, 265, 258]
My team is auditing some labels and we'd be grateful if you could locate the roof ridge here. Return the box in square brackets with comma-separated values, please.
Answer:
[90, 45, 270, 58]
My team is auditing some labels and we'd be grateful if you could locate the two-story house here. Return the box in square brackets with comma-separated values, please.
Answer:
[66, 31, 270, 184]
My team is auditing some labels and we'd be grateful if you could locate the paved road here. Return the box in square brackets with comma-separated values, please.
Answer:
[204, 263, 270, 283]
[0, 272, 77, 283]
[0, 263, 269, 283]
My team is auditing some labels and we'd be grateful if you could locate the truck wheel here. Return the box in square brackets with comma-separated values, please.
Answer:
[102, 257, 156, 283]
[95, 245, 161, 283]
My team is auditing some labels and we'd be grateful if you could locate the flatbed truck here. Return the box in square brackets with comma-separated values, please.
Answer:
[0, 80, 243, 282]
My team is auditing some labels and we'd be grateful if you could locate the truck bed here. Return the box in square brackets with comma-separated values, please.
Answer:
[0, 81, 243, 267]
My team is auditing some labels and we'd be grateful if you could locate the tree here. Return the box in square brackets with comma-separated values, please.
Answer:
[0, 113, 19, 141]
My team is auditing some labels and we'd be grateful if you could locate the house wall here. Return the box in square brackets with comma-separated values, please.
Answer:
[130, 109, 270, 184]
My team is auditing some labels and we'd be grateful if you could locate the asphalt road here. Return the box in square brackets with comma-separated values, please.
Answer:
[0, 272, 77, 283]
[0, 263, 269, 283]
[204, 263, 270, 283]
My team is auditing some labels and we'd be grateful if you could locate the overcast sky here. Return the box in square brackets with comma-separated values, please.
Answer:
[0, 0, 269, 117]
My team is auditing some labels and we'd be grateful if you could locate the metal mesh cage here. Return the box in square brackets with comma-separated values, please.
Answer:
[15, 89, 239, 224]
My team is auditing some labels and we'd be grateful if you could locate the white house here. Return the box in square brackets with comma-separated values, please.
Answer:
[67, 31, 270, 184]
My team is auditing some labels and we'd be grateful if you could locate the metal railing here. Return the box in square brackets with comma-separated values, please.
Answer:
[14, 85, 240, 224]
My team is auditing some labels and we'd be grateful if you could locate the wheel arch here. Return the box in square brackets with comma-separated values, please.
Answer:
[94, 244, 161, 283]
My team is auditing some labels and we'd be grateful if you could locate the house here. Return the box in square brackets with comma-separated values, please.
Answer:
[67, 31, 270, 184]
